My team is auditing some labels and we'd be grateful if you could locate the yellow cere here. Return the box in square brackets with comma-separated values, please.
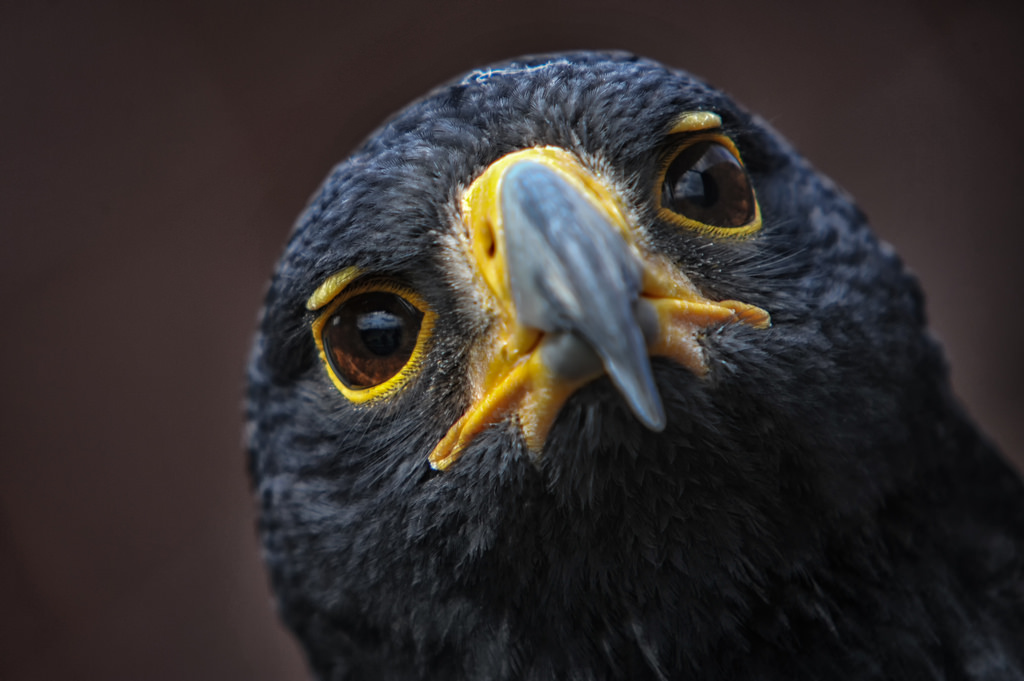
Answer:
[309, 275, 437, 404]
[654, 132, 763, 239]
[462, 145, 636, 315]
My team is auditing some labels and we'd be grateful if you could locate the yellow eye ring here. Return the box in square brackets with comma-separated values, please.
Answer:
[310, 275, 436, 404]
[655, 132, 762, 239]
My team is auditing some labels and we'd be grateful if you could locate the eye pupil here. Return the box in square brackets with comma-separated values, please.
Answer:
[662, 141, 755, 228]
[675, 168, 719, 208]
[322, 291, 424, 390]
[357, 311, 404, 356]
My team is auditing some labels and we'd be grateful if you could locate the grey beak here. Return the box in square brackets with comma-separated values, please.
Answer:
[500, 160, 666, 432]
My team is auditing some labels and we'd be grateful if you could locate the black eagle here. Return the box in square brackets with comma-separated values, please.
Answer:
[247, 52, 1024, 680]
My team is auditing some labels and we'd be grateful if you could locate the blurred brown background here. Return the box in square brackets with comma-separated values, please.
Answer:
[1, 0, 1021, 679]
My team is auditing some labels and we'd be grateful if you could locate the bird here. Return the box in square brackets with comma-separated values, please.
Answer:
[246, 52, 1024, 680]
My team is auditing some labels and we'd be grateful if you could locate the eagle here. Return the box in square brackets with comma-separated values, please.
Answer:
[247, 52, 1024, 680]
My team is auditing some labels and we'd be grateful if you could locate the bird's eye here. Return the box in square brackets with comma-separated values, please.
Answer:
[323, 291, 422, 389]
[312, 280, 434, 402]
[658, 137, 761, 236]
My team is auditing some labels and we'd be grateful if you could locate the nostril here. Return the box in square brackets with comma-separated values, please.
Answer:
[481, 223, 496, 259]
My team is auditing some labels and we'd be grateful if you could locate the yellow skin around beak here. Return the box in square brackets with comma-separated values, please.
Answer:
[429, 146, 769, 470]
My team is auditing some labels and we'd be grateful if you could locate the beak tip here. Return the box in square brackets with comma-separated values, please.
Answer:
[636, 400, 667, 433]
[606, 351, 666, 435]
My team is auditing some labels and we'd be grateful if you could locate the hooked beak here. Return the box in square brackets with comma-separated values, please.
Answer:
[429, 147, 769, 470]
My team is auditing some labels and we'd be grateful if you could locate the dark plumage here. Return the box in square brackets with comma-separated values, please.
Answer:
[247, 52, 1024, 680]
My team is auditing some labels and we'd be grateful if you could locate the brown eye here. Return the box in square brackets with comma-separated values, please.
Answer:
[321, 291, 424, 389]
[661, 141, 755, 228]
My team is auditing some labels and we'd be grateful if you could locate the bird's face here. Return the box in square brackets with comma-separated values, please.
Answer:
[248, 54, 942, 675]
